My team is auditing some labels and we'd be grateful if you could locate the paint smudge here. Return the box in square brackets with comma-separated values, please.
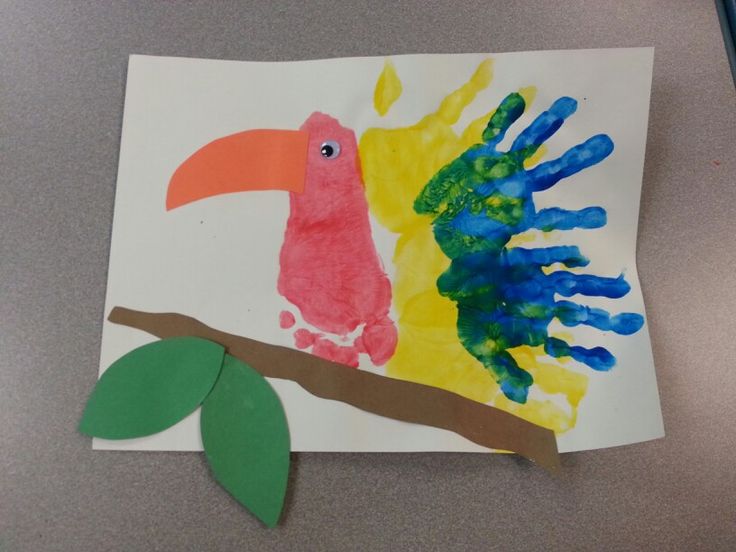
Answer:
[293, 328, 316, 349]
[279, 310, 296, 329]
[414, 92, 644, 403]
[374, 59, 403, 116]
[278, 112, 397, 366]
[360, 59, 630, 432]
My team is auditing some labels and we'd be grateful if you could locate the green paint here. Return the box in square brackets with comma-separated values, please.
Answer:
[481, 92, 526, 142]
[200, 355, 290, 528]
[414, 93, 643, 403]
[79, 337, 224, 439]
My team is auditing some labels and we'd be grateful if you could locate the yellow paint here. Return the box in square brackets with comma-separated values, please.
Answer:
[503, 345, 588, 430]
[506, 230, 539, 248]
[359, 59, 588, 432]
[362, 59, 494, 233]
[552, 331, 574, 342]
[373, 60, 403, 117]
[524, 143, 547, 169]
[542, 262, 584, 275]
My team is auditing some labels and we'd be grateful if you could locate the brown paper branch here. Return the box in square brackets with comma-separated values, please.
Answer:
[108, 306, 560, 471]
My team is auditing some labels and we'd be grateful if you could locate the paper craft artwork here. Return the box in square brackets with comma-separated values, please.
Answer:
[84, 49, 663, 525]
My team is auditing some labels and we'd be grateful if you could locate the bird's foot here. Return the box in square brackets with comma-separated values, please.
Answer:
[355, 316, 398, 366]
[292, 328, 360, 367]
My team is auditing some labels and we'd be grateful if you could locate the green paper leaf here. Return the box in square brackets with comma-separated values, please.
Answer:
[201, 355, 290, 528]
[79, 337, 224, 439]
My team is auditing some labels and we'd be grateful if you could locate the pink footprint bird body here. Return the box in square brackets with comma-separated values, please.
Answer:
[167, 111, 397, 367]
[277, 113, 397, 367]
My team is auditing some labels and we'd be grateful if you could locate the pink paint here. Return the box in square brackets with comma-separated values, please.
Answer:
[293, 328, 317, 349]
[311, 337, 360, 368]
[278, 112, 397, 366]
[279, 310, 296, 329]
[293, 327, 361, 367]
[359, 317, 398, 365]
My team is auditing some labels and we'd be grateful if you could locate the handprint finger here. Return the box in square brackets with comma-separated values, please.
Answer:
[505, 245, 589, 268]
[527, 134, 614, 192]
[510, 97, 577, 155]
[481, 93, 526, 148]
[545, 337, 615, 371]
[545, 271, 630, 298]
[489, 350, 535, 403]
[434, 59, 493, 125]
[460, 86, 537, 148]
[533, 206, 606, 231]
[554, 300, 644, 335]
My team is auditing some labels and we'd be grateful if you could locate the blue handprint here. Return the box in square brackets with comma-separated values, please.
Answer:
[414, 93, 644, 403]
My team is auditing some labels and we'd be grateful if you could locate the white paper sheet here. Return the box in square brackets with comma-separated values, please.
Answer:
[96, 49, 663, 453]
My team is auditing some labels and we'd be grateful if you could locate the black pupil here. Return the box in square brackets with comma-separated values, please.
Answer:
[321, 144, 334, 157]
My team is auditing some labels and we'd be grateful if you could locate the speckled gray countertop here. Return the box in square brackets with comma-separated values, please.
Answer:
[1, 1, 735, 550]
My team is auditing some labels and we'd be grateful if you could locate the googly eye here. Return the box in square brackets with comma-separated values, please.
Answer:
[320, 140, 341, 159]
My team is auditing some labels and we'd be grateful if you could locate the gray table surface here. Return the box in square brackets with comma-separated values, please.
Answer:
[2, 1, 735, 550]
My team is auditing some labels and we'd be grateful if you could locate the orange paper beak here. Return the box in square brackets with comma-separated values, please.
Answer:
[166, 129, 309, 210]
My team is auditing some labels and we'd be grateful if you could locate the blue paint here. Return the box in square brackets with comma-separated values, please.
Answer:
[527, 134, 614, 192]
[533, 206, 607, 231]
[510, 96, 578, 152]
[415, 92, 645, 403]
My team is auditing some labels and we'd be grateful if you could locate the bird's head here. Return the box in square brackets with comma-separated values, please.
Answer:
[298, 112, 362, 198]
[166, 111, 361, 211]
